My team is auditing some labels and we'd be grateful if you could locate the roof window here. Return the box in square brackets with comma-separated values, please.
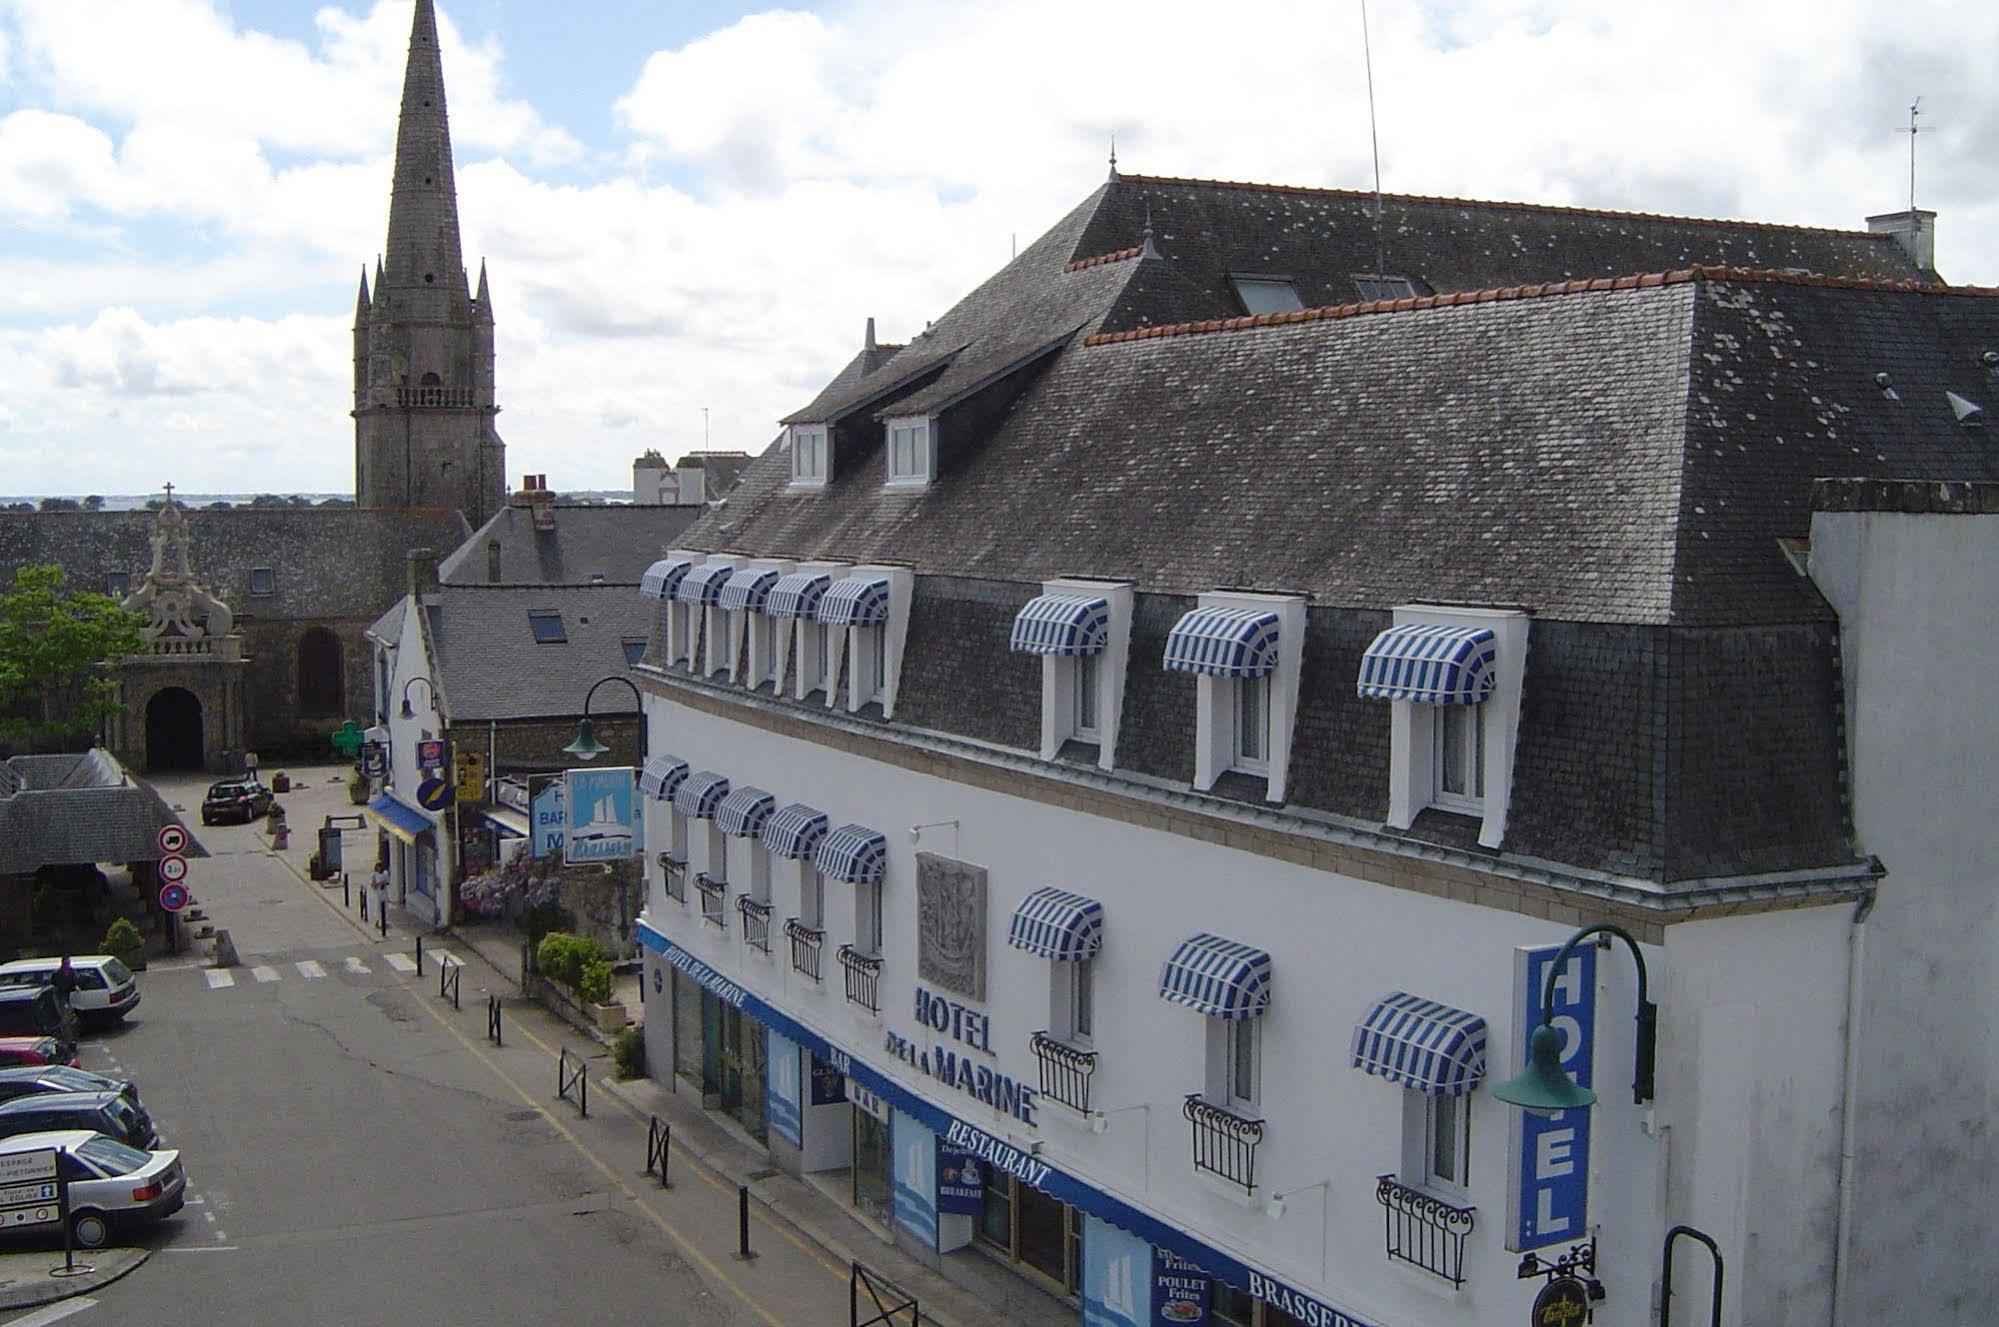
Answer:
[1230, 276, 1304, 317]
[528, 611, 567, 644]
[249, 568, 276, 596]
[1353, 274, 1419, 301]
[622, 638, 647, 666]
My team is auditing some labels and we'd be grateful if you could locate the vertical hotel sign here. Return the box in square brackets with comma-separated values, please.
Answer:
[1508, 942, 1596, 1251]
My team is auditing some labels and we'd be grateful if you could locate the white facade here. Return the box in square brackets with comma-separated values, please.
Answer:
[370, 593, 454, 925]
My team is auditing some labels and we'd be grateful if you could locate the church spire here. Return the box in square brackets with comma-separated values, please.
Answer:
[382, 0, 464, 290]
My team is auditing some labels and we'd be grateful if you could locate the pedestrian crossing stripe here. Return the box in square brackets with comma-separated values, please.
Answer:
[295, 961, 325, 979]
[250, 967, 279, 983]
[385, 954, 416, 973]
[343, 957, 369, 975]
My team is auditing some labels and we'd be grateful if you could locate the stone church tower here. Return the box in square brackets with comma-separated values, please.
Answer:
[354, 0, 505, 527]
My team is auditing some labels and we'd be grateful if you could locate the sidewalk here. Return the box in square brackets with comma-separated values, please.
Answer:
[0, 1247, 146, 1311]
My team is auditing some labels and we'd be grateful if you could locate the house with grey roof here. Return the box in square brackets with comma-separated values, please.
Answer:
[624, 169, 1993, 1327]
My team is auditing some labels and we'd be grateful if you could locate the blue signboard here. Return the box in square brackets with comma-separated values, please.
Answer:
[936, 1138, 983, 1216]
[1152, 1247, 1212, 1326]
[563, 767, 639, 863]
[891, 1109, 937, 1246]
[1510, 942, 1597, 1251]
[529, 776, 565, 860]
[811, 1054, 846, 1105]
[1083, 1215, 1149, 1327]
[766, 1030, 803, 1148]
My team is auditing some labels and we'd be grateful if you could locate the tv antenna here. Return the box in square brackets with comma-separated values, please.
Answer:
[1902, 97, 1925, 213]
[1361, 0, 1386, 276]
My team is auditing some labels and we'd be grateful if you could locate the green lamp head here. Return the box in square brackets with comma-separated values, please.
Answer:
[1492, 1023, 1598, 1115]
[562, 717, 609, 760]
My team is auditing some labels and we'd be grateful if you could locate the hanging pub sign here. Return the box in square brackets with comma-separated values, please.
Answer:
[454, 751, 486, 804]
[529, 775, 566, 861]
[360, 742, 388, 778]
[416, 739, 446, 773]
[1530, 1277, 1591, 1327]
[563, 767, 639, 863]
[935, 1138, 983, 1216]
[809, 1054, 846, 1105]
[1152, 1248, 1212, 1325]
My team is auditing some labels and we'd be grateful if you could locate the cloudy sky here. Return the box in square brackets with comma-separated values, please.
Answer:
[0, 0, 1992, 497]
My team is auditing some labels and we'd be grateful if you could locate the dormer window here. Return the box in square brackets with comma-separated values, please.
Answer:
[884, 416, 934, 488]
[1353, 273, 1419, 301]
[790, 424, 829, 488]
[1229, 276, 1303, 316]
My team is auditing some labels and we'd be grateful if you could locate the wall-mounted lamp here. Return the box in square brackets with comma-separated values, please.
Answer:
[908, 819, 959, 844]
[1266, 1178, 1332, 1222]
[1492, 923, 1657, 1115]
[399, 675, 434, 720]
[564, 675, 645, 762]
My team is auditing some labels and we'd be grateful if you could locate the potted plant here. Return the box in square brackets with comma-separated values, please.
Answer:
[102, 918, 145, 973]
[579, 958, 626, 1032]
[347, 769, 370, 806]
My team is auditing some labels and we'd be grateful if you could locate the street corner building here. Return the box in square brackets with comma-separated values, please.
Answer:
[623, 168, 1996, 1327]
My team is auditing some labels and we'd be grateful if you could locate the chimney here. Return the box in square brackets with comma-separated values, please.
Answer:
[407, 547, 440, 599]
[632, 450, 669, 506]
[673, 463, 706, 506]
[1866, 209, 1938, 274]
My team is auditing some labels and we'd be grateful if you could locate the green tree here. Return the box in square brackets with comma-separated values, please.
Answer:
[81, 496, 106, 511]
[37, 497, 81, 513]
[0, 565, 147, 743]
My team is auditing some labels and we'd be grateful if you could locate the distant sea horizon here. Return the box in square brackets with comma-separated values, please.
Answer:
[1, 491, 631, 512]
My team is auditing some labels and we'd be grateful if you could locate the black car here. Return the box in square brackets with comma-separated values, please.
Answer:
[0, 1091, 157, 1149]
[0, 1067, 141, 1109]
[201, 779, 272, 825]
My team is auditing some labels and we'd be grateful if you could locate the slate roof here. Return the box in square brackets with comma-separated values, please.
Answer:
[0, 751, 206, 874]
[421, 585, 651, 723]
[440, 503, 708, 586]
[0, 508, 470, 621]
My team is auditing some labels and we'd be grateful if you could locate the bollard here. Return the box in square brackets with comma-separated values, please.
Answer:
[359, 889, 368, 921]
[735, 1185, 755, 1260]
[415, 934, 424, 976]
[378, 908, 388, 939]
[342, 872, 350, 908]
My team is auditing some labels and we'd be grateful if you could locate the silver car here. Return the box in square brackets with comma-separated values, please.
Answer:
[0, 1130, 185, 1248]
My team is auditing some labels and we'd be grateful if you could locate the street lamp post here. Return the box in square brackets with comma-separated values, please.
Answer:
[564, 676, 646, 762]
[1492, 922, 1658, 1113]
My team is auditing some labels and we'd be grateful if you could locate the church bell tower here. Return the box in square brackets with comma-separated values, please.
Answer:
[354, 0, 505, 527]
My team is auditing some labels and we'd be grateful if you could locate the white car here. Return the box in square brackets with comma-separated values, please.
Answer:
[0, 957, 140, 1024]
[0, 1130, 185, 1248]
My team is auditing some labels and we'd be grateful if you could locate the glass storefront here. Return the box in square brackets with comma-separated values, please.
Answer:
[719, 1003, 767, 1143]
[977, 1169, 1082, 1296]
[852, 1109, 893, 1226]
[668, 971, 769, 1143]
[1212, 1282, 1309, 1327]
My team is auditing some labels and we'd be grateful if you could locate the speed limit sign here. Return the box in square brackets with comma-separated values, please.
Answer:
[156, 824, 189, 855]
[157, 855, 189, 884]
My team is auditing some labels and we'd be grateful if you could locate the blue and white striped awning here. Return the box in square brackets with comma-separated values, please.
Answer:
[674, 562, 734, 607]
[718, 567, 782, 614]
[1349, 992, 1488, 1096]
[716, 786, 776, 839]
[1162, 607, 1281, 678]
[815, 823, 888, 885]
[637, 755, 690, 801]
[1006, 886, 1105, 962]
[672, 770, 730, 820]
[1356, 625, 1497, 706]
[762, 803, 829, 861]
[1009, 595, 1110, 657]
[1158, 933, 1272, 1020]
[818, 576, 891, 628]
[765, 572, 831, 621]
[640, 557, 694, 601]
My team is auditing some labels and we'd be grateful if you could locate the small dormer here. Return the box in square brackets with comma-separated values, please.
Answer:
[789, 423, 830, 489]
[882, 415, 936, 490]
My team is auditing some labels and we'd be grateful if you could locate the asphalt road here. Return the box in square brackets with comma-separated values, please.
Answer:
[21, 794, 731, 1327]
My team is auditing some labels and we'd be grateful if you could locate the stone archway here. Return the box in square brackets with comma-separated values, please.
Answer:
[145, 687, 205, 772]
[297, 627, 344, 717]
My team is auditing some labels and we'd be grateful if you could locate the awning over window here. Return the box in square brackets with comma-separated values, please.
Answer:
[1349, 992, 1488, 1096]
[716, 786, 775, 839]
[765, 572, 831, 621]
[637, 755, 689, 801]
[1162, 607, 1281, 678]
[762, 803, 829, 861]
[1356, 624, 1497, 705]
[1158, 933, 1272, 1020]
[672, 770, 730, 820]
[1006, 886, 1105, 962]
[815, 823, 888, 885]
[365, 793, 433, 845]
[818, 576, 891, 628]
[718, 567, 782, 614]
[1009, 595, 1110, 657]
[674, 562, 734, 607]
[640, 557, 694, 601]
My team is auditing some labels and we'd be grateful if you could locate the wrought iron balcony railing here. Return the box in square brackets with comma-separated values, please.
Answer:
[786, 919, 824, 982]
[837, 945, 882, 1013]
[396, 384, 477, 409]
[1376, 1174, 1476, 1286]
[694, 872, 727, 928]
[1029, 1032, 1099, 1115]
[1183, 1094, 1264, 1195]
[737, 896, 772, 952]
[657, 853, 686, 903]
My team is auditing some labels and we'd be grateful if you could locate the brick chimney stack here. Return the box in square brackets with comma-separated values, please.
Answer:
[1867, 209, 1938, 275]
[407, 547, 440, 599]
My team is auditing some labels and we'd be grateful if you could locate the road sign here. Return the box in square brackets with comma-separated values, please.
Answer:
[157, 855, 189, 884]
[159, 883, 191, 913]
[156, 824, 188, 855]
[0, 1181, 57, 1206]
[417, 739, 446, 773]
[416, 777, 455, 812]
[0, 1148, 58, 1231]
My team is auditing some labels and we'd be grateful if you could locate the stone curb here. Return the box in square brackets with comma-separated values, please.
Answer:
[0, 1246, 149, 1310]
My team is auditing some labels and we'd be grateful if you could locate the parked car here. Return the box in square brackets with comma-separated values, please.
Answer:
[0, 1091, 156, 1150]
[0, 1131, 185, 1248]
[0, 957, 140, 1025]
[0, 1038, 79, 1069]
[0, 989, 76, 1059]
[0, 1066, 140, 1109]
[200, 779, 273, 826]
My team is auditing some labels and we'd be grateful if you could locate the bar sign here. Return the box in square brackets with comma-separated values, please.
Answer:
[1509, 942, 1596, 1251]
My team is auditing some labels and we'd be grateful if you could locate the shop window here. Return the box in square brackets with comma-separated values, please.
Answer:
[976, 1172, 1082, 1295]
[853, 1110, 894, 1226]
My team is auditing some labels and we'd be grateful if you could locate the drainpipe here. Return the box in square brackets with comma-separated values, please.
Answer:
[1829, 892, 1874, 1327]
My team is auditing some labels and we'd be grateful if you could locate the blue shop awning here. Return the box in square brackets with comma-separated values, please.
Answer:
[818, 576, 891, 628]
[672, 770, 730, 820]
[1349, 992, 1488, 1096]
[716, 786, 776, 839]
[638, 755, 690, 801]
[1158, 933, 1272, 1020]
[640, 557, 694, 601]
[1356, 624, 1497, 705]
[815, 823, 888, 885]
[365, 793, 433, 845]
[1009, 595, 1110, 657]
[718, 567, 782, 614]
[1006, 886, 1105, 962]
[765, 572, 831, 621]
[762, 803, 829, 861]
[1162, 607, 1280, 678]
[674, 562, 734, 607]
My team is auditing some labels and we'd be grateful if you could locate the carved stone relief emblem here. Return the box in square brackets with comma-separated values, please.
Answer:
[916, 853, 986, 1002]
